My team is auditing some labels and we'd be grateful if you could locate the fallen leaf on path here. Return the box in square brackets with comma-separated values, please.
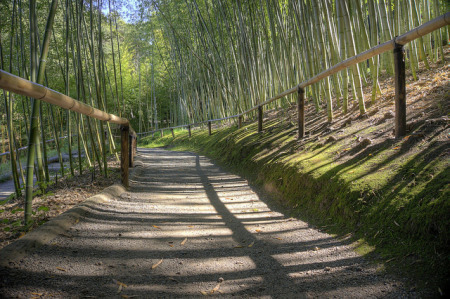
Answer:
[56, 267, 66, 272]
[274, 237, 282, 240]
[117, 284, 123, 294]
[152, 259, 163, 269]
[169, 244, 174, 247]
[248, 241, 255, 248]
[200, 291, 209, 296]
[31, 292, 43, 296]
[393, 147, 400, 150]
[181, 238, 188, 245]
[255, 229, 262, 233]
[211, 283, 221, 293]
[152, 225, 161, 230]
[113, 279, 128, 288]
[188, 225, 194, 228]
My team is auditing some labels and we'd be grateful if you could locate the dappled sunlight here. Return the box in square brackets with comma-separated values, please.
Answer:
[1, 148, 406, 297]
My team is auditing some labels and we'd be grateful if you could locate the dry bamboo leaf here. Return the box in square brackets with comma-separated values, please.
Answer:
[181, 238, 187, 245]
[393, 147, 400, 150]
[274, 237, 282, 240]
[393, 220, 400, 227]
[200, 291, 209, 296]
[152, 259, 163, 269]
[56, 267, 66, 271]
[188, 225, 194, 228]
[211, 283, 221, 293]
[255, 229, 262, 233]
[31, 292, 43, 296]
[248, 241, 255, 248]
[152, 225, 161, 230]
[75, 218, 79, 224]
[117, 284, 123, 294]
[169, 244, 174, 247]
[113, 279, 128, 287]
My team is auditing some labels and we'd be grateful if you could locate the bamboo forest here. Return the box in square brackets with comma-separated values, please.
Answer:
[0, 0, 449, 297]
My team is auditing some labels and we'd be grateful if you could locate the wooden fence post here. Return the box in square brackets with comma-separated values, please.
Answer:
[238, 115, 243, 129]
[161, 129, 164, 137]
[188, 125, 192, 137]
[394, 43, 406, 138]
[120, 125, 129, 188]
[208, 121, 212, 136]
[171, 128, 175, 138]
[297, 87, 305, 139]
[128, 135, 134, 167]
[258, 105, 263, 132]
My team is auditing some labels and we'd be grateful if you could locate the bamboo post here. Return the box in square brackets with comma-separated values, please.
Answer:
[208, 121, 212, 136]
[258, 105, 263, 132]
[171, 128, 175, 138]
[238, 115, 243, 128]
[161, 129, 164, 137]
[394, 43, 406, 138]
[188, 125, 192, 137]
[297, 87, 305, 139]
[120, 125, 129, 188]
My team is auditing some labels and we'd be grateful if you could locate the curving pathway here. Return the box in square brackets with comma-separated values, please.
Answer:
[0, 148, 413, 298]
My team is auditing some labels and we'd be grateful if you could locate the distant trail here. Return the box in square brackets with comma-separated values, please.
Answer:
[0, 148, 413, 298]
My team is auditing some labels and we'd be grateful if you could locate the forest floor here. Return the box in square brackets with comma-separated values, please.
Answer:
[0, 159, 121, 250]
[0, 148, 418, 297]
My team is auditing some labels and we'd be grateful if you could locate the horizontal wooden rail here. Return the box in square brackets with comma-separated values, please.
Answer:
[0, 69, 135, 188]
[0, 70, 128, 126]
[137, 12, 449, 140]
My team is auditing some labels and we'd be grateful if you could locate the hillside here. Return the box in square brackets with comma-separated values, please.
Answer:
[140, 51, 449, 294]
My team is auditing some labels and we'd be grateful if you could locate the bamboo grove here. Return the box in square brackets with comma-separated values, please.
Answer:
[0, 0, 134, 224]
[144, 0, 448, 125]
[0, 0, 449, 225]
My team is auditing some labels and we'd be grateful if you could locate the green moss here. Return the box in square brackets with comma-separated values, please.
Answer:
[141, 117, 449, 290]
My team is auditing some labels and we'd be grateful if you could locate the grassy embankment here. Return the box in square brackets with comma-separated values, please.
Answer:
[139, 63, 449, 292]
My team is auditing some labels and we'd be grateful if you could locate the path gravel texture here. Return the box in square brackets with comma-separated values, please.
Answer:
[0, 148, 414, 298]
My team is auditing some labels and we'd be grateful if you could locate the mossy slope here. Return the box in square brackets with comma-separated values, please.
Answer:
[140, 108, 449, 292]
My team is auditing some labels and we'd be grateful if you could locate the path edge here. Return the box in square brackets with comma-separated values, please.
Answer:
[0, 184, 126, 268]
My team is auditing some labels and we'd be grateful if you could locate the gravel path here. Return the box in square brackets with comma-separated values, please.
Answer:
[0, 148, 413, 298]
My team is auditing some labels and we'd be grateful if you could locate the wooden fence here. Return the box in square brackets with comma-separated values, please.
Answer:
[0, 70, 136, 188]
[139, 12, 450, 140]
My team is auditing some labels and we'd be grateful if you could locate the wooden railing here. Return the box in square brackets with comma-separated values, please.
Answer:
[0, 70, 136, 188]
[139, 12, 450, 140]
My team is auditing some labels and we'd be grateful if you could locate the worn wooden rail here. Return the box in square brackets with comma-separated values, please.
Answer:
[0, 70, 136, 188]
[139, 12, 449, 140]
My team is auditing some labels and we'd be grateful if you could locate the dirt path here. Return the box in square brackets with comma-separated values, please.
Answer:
[0, 148, 414, 298]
